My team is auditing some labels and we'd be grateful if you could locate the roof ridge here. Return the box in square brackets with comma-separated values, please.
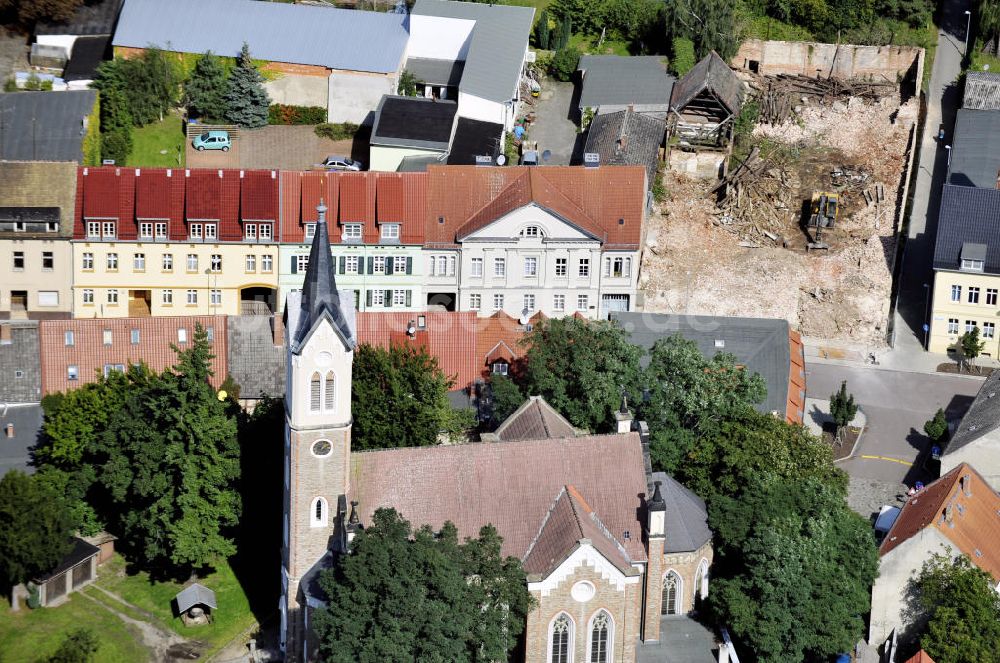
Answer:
[530, 169, 602, 233]
[351, 431, 637, 456]
[521, 486, 571, 562]
[564, 484, 587, 538]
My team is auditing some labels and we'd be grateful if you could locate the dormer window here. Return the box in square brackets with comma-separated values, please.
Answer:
[960, 243, 986, 272]
[304, 223, 316, 241]
[381, 223, 400, 241]
[520, 225, 542, 238]
[343, 223, 363, 242]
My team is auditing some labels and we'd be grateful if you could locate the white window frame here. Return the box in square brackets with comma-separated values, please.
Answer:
[162, 289, 173, 305]
[189, 223, 203, 240]
[494, 257, 506, 278]
[524, 256, 538, 277]
[67, 365, 78, 381]
[187, 289, 198, 305]
[86, 221, 100, 238]
[310, 496, 328, 528]
[951, 285, 961, 302]
[82, 252, 94, 270]
[392, 289, 406, 307]
[107, 289, 119, 305]
[579, 258, 590, 278]
[211, 289, 222, 306]
[187, 254, 198, 272]
[470, 293, 481, 310]
[342, 223, 363, 241]
[547, 613, 575, 663]
[260, 223, 272, 240]
[205, 223, 217, 240]
[133, 253, 145, 271]
[246, 255, 257, 272]
[585, 611, 614, 663]
[394, 256, 408, 274]
[969, 287, 980, 304]
[178, 328, 188, 344]
[988, 289, 999, 306]
[471, 258, 483, 277]
[101, 221, 116, 239]
[577, 294, 589, 311]
[962, 258, 985, 271]
[984, 322, 996, 339]
[162, 253, 173, 271]
[345, 256, 360, 275]
[304, 223, 317, 241]
[106, 253, 118, 270]
[493, 293, 504, 311]
[155, 222, 167, 239]
[64, 330, 74, 346]
[966, 320, 977, 334]
[554, 294, 565, 311]
[371, 289, 385, 307]
[523, 294, 535, 312]
[245, 223, 257, 240]
[948, 318, 959, 334]
[139, 222, 153, 239]
[373, 256, 386, 274]
[555, 257, 567, 277]
[381, 223, 400, 240]
[262, 254, 273, 272]
[82, 289, 94, 304]
[210, 254, 222, 272]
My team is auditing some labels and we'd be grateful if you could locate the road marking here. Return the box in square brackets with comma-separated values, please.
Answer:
[860, 454, 913, 467]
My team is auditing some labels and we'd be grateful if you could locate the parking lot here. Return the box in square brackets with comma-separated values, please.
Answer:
[186, 125, 370, 170]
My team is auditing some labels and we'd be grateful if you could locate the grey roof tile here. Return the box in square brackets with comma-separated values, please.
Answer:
[611, 312, 787, 419]
[404, 57, 465, 88]
[933, 184, 1000, 274]
[670, 51, 743, 116]
[584, 109, 664, 187]
[949, 109, 1000, 188]
[944, 369, 1000, 455]
[226, 316, 284, 398]
[578, 55, 674, 110]
[412, 0, 534, 103]
[652, 472, 711, 552]
[113, 0, 408, 73]
[35, 0, 123, 36]
[175, 583, 217, 613]
[0, 404, 41, 478]
[0, 91, 97, 162]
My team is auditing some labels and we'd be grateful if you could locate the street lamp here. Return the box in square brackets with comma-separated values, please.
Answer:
[964, 10, 972, 56]
[945, 144, 952, 169]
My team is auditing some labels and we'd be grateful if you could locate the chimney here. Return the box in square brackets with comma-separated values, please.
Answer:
[647, 480, 666, 538]
[271, 313, 284, 347]
[4, 423, 13, 439]
[614, 393, 633, 433]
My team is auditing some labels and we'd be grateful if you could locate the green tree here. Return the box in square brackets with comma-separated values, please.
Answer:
[829, 380, 858, 444]
[95, 325, 241, 573]
[521, 317, 642, 433]
[352, 343, 473, 450]
[0, 471, 74, 593]
[224, 43, 270, 128]
[489, 374, 524, 426]
[96, 87, 133, 165]
[958, 326, 986, 373]
[670, 36, 697, 76]
[46, 628, 100, 663]
[667, 0, 739, 60]
[313, 508, 532, 663]
[708, 476, 879, 661]
[913, 554, 1000, 662]
[184, 51, 229, 121]
[0, 0, 82, 25]
[549, 45, 581, 81]
[535, 9, 551, 48]
[397, 69, 419, 96]
[923, 408, 948, 445]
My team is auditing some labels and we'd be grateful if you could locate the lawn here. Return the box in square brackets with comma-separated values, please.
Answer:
[127, 111, 186, 168]
[0, 591, 149, 663]
[568, 33, 632, 57]
[95, 554, 256, 655]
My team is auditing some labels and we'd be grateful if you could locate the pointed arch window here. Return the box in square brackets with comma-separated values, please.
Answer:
[694, 559, 709, 603]
[310, 496, 328, 528]
[550, 613, 573, 663]
[310, 373, 321, 412]
[662, 571, 682, 615]
[324, 371, 336, 411]
[589, 610, 612, 663]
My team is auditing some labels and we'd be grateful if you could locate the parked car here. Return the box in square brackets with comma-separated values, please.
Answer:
[193, 131, 231, 151]
[319, 155, 363, 171]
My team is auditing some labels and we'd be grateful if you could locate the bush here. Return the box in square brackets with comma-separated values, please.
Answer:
[101, 129, 132, 165]
[314, 122, 360, 141]
[549, 46, 581, 82]
[671, 37, 696, 77]
[4, 78, 17, 92]
[26, 582, 40, 609]
[267, 104, 327, 125]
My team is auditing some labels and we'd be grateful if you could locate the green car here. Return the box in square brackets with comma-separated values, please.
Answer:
[193, 130, 231, 151]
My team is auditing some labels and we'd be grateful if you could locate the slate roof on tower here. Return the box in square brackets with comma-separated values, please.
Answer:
[291, 201, 356, 352]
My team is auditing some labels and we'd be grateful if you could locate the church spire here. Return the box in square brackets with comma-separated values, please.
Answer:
[292, 199, 355, 352]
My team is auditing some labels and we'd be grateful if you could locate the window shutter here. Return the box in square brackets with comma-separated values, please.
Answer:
[366, 290, 372, 307]
[367, 256, 374, 274]
[291, 256, 297, 274]
[405, 290, 412, 307]
[339, 256, 346, 274]
[406, 257, 413, 274]
[386, 258, 394, 275]
[384, 290, 392, 307]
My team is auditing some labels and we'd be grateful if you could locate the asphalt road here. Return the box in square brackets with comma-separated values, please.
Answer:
[806, 363, 983, 485]
[892, 0, 970, 353]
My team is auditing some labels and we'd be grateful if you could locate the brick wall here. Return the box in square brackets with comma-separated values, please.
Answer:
[642, 534, 665, 641]
[524, 561, 642, 663]
[662, 541, 714, 615]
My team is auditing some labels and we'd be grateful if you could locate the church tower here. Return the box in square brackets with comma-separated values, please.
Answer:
[280, 200, 355, 661]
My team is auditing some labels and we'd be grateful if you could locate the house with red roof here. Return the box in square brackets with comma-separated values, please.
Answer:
[870, 463, 1000, 645]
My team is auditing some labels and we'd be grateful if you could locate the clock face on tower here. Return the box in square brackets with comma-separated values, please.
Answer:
[311, 439, 332, 457]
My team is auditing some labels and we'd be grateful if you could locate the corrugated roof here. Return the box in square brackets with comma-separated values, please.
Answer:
[879, 463, 1000, 580]
[584, 109, 664, 187]
[611, 312, 792, 423]
[494, 395, 576, 441]
[0, 90, 97, 161]
[933, 184, 1000, 274]
[175, 583, 217, 613]
[35, 0, 123, 36]
[522, 485, 637, 578]
[350, 431, 649, 562]
[963, 71, 1000, 110]
[371, 96, 457, 150]
[113, 0, 408, 73]
[424, 165, 647, 248]
[578, 55, 674, 110]
[944, 369, 1000, 456]
[671, 51, 743, 116]
[949, 109, 1000, 188]
[412, 0, 534, 103]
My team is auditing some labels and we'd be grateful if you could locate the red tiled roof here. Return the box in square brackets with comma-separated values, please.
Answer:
[240, 170, 278, 222]
[424, 165, 647, 248]
[81, 166, 127, 219]
[135, 169, 172, 219]
[904, 652, 936, 663]
[349, 432, 649, 563]
[38, 316, 227, 395]
[475, 311, 544, 377]
[522, 485, 637, 578]
[494, 396, 576, 441]
[355, 311, 479, 389]
[786, 329, 806, 425]
[186, 169, 223, 220]
[880, 463, 1000, 579]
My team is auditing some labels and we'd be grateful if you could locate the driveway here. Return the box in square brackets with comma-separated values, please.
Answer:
[525, 80, 581, 165]
[186, 125, 370, 170]
[891, 0, 970, 354]
[806, 363, 982, 486]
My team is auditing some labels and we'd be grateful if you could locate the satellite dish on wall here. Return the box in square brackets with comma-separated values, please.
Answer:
[496, 154, 507, 166]
[541, 150, 552, 162]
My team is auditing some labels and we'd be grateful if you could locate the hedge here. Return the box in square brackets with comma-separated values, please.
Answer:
[267, 104, 327, 125]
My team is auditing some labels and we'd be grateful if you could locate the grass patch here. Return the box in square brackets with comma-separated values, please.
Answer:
[969, 49, 1000, 75]
[0, 591, 149, 663]
[568, 33, 631, 56]
[127, 112, 186, 168]
[95, 554, 255, 655]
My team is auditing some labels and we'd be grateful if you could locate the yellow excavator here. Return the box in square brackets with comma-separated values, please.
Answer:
[807, 191, 838, 250]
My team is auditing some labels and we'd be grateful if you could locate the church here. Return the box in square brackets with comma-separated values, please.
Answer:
[280, 202, 714, 662]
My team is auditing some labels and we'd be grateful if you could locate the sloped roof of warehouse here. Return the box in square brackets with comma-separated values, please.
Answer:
[412, 0, 534, 103]
[113, 0, 408, 73]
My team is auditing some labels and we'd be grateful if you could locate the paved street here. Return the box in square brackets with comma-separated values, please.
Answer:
[806, 363, 982, 486]
[891, 0, 970, 355]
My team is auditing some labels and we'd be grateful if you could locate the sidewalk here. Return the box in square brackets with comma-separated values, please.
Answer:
[802, 335, 997, 377]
